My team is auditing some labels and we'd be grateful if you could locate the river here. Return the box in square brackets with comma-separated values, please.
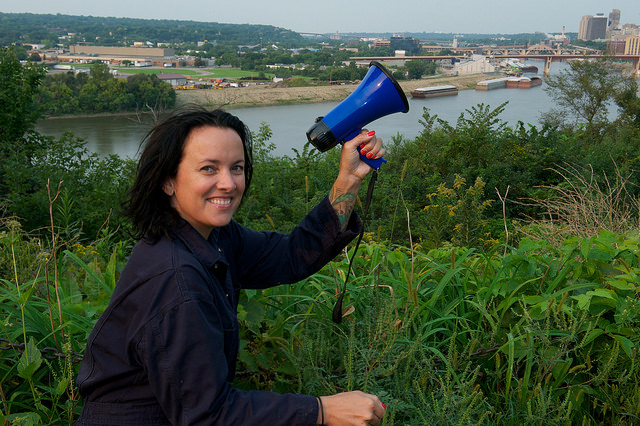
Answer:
[34, 61, 591, 160]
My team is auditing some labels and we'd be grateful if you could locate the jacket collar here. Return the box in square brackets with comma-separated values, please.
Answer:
[172, 218, 228, 269]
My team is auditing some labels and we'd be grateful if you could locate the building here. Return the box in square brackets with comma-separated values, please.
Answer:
[578, 14, 608, 40]
[609, 9, 621, 30]
[372, 39, 390, 49]
[625, 36, 640, 55]
[69, 45, 174, 57]
[453, 55, 495, 75]
[607, 9, 622, 39]
[155, 74, 187, 87]
[390, 36, 421, 56]
[55, 45, 177, 66]
[607, 40, 627, 54]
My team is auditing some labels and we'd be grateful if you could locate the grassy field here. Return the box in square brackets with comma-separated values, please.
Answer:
[115, 67, 274, 80]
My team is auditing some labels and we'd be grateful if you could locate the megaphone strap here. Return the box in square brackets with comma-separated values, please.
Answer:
[332, 170, 378, 324]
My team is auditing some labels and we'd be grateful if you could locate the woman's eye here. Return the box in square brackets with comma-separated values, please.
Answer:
[232, 165, 244, 173]
[201, 166, 216, 173]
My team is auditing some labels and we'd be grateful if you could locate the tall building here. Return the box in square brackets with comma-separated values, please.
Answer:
[578, 14, 608, 40]
[608, 9, 621, 38]
[578, 15, 590, 40]
[609, 9, 621, 29]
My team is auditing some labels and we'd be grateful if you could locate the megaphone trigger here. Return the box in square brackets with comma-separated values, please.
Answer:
[359, 150, 387, 170]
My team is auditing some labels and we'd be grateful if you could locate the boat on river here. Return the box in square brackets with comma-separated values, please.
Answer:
[475, 78, 507, 91]
[411, 85, 458, 98]
[506, 76, 543, 89]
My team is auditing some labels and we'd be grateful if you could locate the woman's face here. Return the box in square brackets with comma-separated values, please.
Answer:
[164, 125, 246, 239]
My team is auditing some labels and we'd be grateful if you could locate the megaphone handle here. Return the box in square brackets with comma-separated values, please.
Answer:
[359, 150, 387, 170]
[342, 129, 387, 169]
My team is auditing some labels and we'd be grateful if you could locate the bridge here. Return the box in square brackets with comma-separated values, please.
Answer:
[350, 53, 640, 77]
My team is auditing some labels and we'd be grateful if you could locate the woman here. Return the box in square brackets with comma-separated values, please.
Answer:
[76, 106, 386, 425]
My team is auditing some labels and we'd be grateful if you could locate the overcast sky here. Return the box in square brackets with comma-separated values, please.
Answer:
[3, 0, 639, 35]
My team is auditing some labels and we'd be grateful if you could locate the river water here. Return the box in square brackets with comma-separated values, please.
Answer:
[35, 61, 591, 160]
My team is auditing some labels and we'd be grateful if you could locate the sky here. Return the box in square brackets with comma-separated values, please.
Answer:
[2, 0, 639, 35]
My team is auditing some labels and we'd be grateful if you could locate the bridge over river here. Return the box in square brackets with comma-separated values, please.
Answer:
[351, 52, 640, 77]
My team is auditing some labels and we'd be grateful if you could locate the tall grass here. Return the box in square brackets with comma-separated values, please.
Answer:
[2, 166, 640, 424]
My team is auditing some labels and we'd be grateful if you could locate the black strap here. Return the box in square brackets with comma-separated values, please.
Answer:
[332, 170, 378, 324]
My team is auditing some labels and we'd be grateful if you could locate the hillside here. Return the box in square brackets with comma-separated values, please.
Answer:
[0, 12, 305, 46]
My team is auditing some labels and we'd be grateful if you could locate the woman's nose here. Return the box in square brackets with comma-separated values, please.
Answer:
[217, 169, 236, 190]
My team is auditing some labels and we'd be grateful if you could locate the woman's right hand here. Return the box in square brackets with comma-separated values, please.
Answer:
[318, 391, 386, 425]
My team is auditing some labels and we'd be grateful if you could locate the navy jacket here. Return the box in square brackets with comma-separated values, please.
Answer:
[76, 197, 361, 425]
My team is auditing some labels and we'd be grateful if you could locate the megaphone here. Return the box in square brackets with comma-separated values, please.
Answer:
[306, 61, 409, 170]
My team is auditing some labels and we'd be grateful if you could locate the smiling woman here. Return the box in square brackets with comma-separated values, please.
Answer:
[75, 105, 388, 425]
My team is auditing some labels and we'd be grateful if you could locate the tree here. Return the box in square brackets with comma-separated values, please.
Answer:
[614, 77, 640, 129]
[127, 74, 176, 112]
[90, 62, 112, 83]
[405, 61, 427, 79]
[0, 45, 46, 155]
[542, 58, 629, 139]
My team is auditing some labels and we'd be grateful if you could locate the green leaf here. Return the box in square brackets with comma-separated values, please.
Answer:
[17, 337, 43, 380]
[573, 294, 591, 310]
[607, 279, 636, 291]
[587, 288, 618, 301]
[581, 329, 604, 346]
[551, 358, 573, 387]
[55, 377, 70, 396]
[588, 247, 614, 262]
[611, 334, 635, 358]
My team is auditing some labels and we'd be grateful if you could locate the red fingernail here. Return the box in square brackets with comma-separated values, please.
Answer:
[382, 403, 386, 409]
[360, 148, 367, 155]
[360, 143, 366, 149]
[366, 152, 373, 159]
[367, 131, 376, 136]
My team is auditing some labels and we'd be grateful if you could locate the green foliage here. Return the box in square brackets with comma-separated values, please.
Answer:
[2, 131, 136, 243]
[36, 68, 176, 116]
[0, 218, 125, 424]
[0, 12, 305, 47]
[404, 60, 436, 79]
[229, 230, 640, 424]
[0, 45, 46, 153]
[543, 58, 634, 140]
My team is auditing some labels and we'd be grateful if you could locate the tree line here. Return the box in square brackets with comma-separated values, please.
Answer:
[0, 12, 304, 48]
[35, 63, 176, 115]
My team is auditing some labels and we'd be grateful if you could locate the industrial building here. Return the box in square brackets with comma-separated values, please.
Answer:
[54, 45, 177, 66]
[155, 74, 187, 87]
[453, 55, 496, 75]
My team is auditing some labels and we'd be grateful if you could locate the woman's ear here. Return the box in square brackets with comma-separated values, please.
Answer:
[162, 180, 175, 196]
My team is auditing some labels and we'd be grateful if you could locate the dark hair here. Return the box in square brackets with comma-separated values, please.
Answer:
[123, 105, 253, 241]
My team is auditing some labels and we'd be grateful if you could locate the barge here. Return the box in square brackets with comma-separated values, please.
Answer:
[475, 78, 507, 91]
[411, 85, 459, 98]
[505, 76, 543, 89]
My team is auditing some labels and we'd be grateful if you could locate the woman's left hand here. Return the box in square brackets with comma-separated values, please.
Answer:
[338, 129, 385, 183]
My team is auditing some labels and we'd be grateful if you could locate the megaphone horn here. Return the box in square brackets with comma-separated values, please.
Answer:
[306, 61, 409, 170]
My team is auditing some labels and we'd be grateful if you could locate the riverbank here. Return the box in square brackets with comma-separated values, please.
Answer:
[175, 73, 492, 110]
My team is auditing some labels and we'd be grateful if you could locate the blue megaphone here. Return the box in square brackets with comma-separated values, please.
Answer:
[306, 61, 409, 170]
